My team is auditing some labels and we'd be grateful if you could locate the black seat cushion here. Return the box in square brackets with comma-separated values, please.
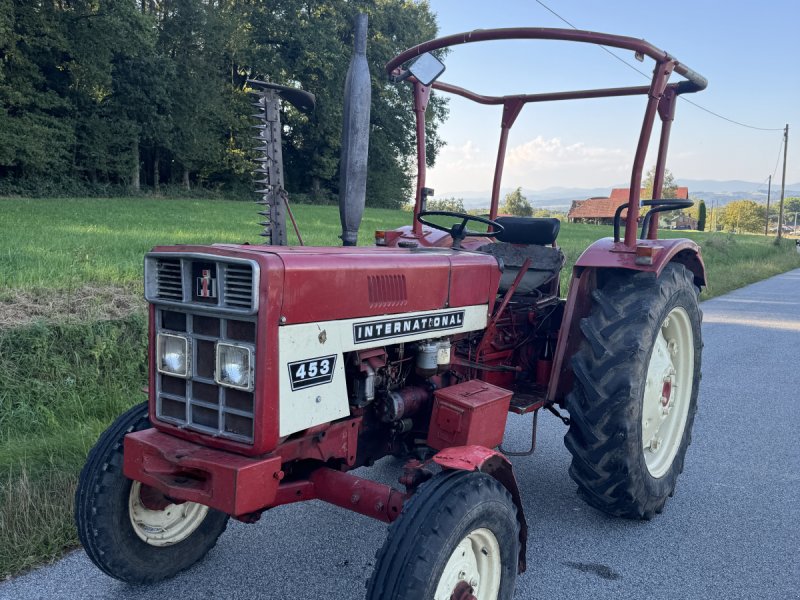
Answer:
[494, 217, 560, 245]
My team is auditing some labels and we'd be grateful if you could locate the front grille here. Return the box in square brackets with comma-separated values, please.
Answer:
[156, 310, 256, 443]
[145, 254, 259, 314]
[156, 258, 183, 300]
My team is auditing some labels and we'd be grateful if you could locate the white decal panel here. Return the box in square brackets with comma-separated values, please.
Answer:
[277, 305, 488, 437]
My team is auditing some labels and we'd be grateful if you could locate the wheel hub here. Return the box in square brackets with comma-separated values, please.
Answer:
[451, 581, 477, 600]
[128, 481, 209, 547]
[434, 528, 501, 600]
[641, 306, 694, 478]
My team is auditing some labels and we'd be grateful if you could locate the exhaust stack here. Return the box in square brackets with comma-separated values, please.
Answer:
[338, 14, 372, 246]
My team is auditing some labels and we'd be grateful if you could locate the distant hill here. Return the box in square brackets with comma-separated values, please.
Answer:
[446, 180, 800, 211]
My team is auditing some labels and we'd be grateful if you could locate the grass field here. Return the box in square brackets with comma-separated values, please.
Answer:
[3, 196, 798, 297]
[1, 196, 799, 578]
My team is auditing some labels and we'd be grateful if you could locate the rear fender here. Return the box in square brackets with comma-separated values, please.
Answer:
[574, 237, 706, 287]
[547, 237, 705, 404]
[432, 446, 528, 573]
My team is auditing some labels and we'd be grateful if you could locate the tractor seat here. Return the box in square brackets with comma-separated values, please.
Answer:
[477, 217, 565, 295]
[494, 217, 560, 245]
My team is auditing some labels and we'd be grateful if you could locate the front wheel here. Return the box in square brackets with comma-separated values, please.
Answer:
[75, 403, 229, 583]
[367, 470, 519, 600]
[564, 263, 702, 519]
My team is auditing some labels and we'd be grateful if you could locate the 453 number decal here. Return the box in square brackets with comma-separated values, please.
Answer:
[287, 355, 337, 391]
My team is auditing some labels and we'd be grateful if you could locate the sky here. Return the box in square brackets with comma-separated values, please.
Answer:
[422, 0, 799, 195]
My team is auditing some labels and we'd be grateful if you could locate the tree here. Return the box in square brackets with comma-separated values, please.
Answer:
[697, 200, 707, 231]
[426, 197, 465, 212]
[720, 200, 765, 233]
[501, 187, 533, 217]
[642, 166, 678, 200]
[0, 0, 447, 204]
[783, 197, 800, 228]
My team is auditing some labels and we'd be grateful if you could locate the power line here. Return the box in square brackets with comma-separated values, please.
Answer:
[533, 0, 785, 132]
[771, 135, 785, 179]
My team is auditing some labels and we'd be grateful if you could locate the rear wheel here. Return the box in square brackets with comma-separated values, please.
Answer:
[75, 403, 229, 583]
[564, 263, 702, 519]
[367, 471, 519, 600]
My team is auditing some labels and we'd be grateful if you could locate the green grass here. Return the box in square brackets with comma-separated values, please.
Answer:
[0, 198, 409, 291]
[1, 196, 798, 578]
[3, 197, 798, 298]
[0, 316, 146, 577]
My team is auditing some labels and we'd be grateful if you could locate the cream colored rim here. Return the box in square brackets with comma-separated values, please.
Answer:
[433, 528, 502, 600]
[641, 306, 694, 478]
[128, 481, 209, 547]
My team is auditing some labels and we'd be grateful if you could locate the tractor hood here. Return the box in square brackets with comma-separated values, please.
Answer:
[149, 244, 501, 325]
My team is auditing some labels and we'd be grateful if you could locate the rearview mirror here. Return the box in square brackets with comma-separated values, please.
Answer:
[408, 53, 445, 86]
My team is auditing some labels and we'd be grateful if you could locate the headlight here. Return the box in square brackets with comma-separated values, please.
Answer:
[215, 343, 253, 391]
[157, 334, 190, 378]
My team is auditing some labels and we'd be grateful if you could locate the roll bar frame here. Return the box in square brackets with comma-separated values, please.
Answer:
[386, 28, 707, 248]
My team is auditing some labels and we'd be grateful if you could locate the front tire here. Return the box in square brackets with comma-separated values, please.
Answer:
[75, 403, 229, 583]
[564, 263, 702, 519]
[367, 470, 519, 600]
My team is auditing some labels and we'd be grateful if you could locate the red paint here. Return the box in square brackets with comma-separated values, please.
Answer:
[574, 237, 707, 285]
[427, 380, 512, 451]
[412, 81, 433, 236]
[124, 427, 404, 521]
[662, 380, 672, 406]
[124, 428, 283, 516]
[385, 28, 706, 250]
[309, 468, 405, 523]
[547, 267, 596, 405]
[386, 29, 707, 91]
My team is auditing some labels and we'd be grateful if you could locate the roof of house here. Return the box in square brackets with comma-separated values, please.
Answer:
[568, 186, 690, 219]
[609, 187, 689, 201]
[568, 197, 626, 219]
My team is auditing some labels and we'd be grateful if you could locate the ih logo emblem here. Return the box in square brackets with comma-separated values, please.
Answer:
[196, 269, 217, 299]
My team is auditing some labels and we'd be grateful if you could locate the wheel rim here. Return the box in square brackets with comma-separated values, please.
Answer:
[641, 306, 694, 478]
[128, 481, 208, 546]
[433, 527, 502, 600]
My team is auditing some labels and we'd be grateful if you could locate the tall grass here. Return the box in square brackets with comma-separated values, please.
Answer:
[0, 316, 147, 578]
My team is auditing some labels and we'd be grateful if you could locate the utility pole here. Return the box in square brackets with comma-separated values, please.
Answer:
[764, 174, 771, 235]
[777, 124, 789, 241]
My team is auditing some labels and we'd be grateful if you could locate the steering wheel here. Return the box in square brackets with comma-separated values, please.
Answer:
[417, 210, 504, 248]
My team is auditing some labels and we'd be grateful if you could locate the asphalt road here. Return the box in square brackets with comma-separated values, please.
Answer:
[2, 269, 799, 600]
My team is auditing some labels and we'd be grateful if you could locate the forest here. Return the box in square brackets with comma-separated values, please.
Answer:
[0, 0, 447, 206]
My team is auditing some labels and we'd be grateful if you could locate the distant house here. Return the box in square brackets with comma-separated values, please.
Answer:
[667, 213, 698, 230]
[568, 186, 690, 225]
[567, 197, 623, 225]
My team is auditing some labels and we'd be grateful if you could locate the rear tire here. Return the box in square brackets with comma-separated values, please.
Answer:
[75, 403, 229, 583]
[564, 263, 702, 519]
[366, 470, 519, 600]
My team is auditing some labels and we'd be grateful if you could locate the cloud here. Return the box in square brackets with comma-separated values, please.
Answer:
[506, 136, 627, 170]
[428, 136, 633, 191]
[436, 140, 490, 170]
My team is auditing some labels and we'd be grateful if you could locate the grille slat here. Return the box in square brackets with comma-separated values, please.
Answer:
[156, 259, 183, 300]
[224, 265, 254, 309]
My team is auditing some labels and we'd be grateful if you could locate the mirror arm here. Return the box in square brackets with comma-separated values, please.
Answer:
[390, 68, 411, 84]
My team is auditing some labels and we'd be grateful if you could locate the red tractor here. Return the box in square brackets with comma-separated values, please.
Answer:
[75, 28, 707, 600]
